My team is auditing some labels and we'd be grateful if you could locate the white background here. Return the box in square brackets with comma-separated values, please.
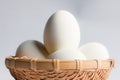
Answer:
[0, 0, 119, 79]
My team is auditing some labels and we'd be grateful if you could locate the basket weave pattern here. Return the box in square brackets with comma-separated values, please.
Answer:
[9, 69, 110, 80]
[5, 56, 114, 80]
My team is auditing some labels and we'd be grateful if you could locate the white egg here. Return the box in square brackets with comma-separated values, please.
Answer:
[44, 10, 80, 53]
[79, 42, 110, 59]
[48, 49, 86, 60]
[16, 40, 48, 58]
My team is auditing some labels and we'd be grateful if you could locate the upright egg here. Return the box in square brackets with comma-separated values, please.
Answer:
[16, 40, 48, 58]
[44, 10, 80, 53]
[48, 49, 86, 60]
[79, 42, 110, 59]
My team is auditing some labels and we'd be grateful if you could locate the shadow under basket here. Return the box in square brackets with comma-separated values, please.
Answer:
[5, 56, 114, 80]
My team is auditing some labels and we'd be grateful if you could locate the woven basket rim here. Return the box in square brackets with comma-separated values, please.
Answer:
[5, 56, 114, 71]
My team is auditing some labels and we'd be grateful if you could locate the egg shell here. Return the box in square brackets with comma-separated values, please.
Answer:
[16, 40, 48, 58]
[79, 42, 110, 59]
[44, 10, 80, 53]
[48, 49, 86, 60]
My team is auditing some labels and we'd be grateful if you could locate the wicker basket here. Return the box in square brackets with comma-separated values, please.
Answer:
[5, 56, 114, 80]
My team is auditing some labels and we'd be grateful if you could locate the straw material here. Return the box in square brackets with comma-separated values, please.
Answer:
[5, 56, 114, 80]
